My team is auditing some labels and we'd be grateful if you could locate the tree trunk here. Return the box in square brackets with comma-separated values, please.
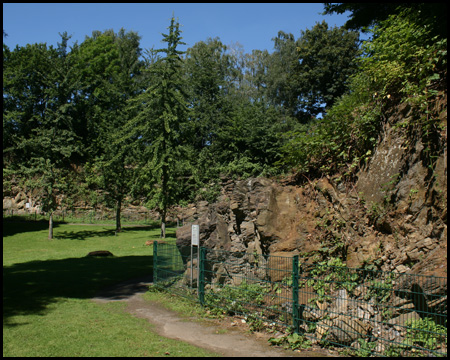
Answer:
[161, 161, 167, 239]
[160, 208, 166, 238]
[48, 212, 53, 240]
[116, 197, 122, 233]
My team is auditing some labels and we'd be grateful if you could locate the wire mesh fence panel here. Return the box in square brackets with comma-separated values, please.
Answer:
[153, 242, 447, 357]
[295, 263, 447, 357]
[201, 248, 295, 328]
[153, 242, 200, 300]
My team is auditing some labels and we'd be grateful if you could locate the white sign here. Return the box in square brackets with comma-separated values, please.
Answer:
[25, 203, 30, 209]
[191, 225, 200, 246]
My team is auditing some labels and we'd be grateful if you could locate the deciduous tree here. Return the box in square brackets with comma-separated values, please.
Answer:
[3, 36, 81, 238]
[80, 29, 143, 232]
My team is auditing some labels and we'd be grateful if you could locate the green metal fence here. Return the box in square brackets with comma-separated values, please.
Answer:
[153, 242, 447, 357]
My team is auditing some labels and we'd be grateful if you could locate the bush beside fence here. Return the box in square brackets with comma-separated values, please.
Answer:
[153, 242, 447, 357]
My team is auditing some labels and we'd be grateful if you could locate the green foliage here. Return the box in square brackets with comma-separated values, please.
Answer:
[75, 29, 143, 231]
[126, 17, 189, 236]
[279, 7, 446, 182]
[3, 38, 83, 238]
[268, 331, 312, 350]
[295, 21, 360, 116]
[360, 9, 447, 180]
[184, 37, 233, 150]
[355, 338, 377, 357]
[359, 9, 447, 102]
[184, 41, 289, 183]
[246, 313, 266, 332]
[366, 201, 386, 225]
[323, 3, 447, 40]
[363, 273, 395, 304]
[266, 22, 359, 121]
[3, 7, 447, 217]
[303, 258, 361, 303]
[195, 181, 222, 204]
[381, 317, 448, 356]
[279, 71, 380, 179]
[204, 280, 268, 316]
[404, 317, 447, 351]
[217, 155, 266, 180]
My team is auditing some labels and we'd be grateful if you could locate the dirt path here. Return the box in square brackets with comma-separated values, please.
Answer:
[92, 276, 331, 357]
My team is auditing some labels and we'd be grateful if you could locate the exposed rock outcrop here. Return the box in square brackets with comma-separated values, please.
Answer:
[175, 98, 447, 278]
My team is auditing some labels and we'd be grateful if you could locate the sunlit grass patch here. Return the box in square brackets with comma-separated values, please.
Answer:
[3, 221, 217, 357]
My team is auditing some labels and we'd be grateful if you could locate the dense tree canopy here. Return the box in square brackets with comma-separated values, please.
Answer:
[3, 36, 82, 238]
[265, 22, 359, 122]
[323, 3, 447, 39]
[80, 29, 143, 232]
[3, 4, 447, 233]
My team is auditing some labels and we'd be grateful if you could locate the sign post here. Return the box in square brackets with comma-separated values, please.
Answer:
[191, 224, 200, 288]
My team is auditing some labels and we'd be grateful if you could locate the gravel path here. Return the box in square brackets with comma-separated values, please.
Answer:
[92, 276, 331, 357]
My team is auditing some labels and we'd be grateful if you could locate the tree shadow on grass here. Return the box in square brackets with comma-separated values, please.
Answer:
[3, 220, 163, 239]
[53, 225, 167, 241]
[3, 255, 153, 327]
[3, 219, 60, 238]
[55, 229, 117, 240]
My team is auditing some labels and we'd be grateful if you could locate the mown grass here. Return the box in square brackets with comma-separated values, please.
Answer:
[3, 220, 218, 357]
[3, 212, 162, 227]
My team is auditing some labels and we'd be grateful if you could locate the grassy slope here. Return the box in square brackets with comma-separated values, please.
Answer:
[3, 221, 217, 357]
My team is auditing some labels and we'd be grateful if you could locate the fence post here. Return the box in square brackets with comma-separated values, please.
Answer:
[292, 255, 300, 333]
[153, 241, 158, 284]
[198, 247, 206, 306]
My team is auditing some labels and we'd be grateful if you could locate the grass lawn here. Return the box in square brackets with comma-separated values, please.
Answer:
[3, 220, 217, 357]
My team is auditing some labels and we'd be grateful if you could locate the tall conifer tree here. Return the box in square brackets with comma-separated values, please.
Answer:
[126, 16, 188, 237]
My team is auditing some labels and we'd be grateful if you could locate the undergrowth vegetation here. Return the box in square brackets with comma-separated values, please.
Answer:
[280, 8, 447, 184]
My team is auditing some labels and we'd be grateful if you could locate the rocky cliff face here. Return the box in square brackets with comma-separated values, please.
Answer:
[176, 99, 447, 278]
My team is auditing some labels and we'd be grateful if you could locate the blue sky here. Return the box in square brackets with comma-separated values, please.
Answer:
[3, 3, 354, 55]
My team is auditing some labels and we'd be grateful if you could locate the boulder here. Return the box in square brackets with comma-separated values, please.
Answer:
[329, 315, 372, 345]
[87, 250, 114, 257]
[324, 288, 351, 320]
